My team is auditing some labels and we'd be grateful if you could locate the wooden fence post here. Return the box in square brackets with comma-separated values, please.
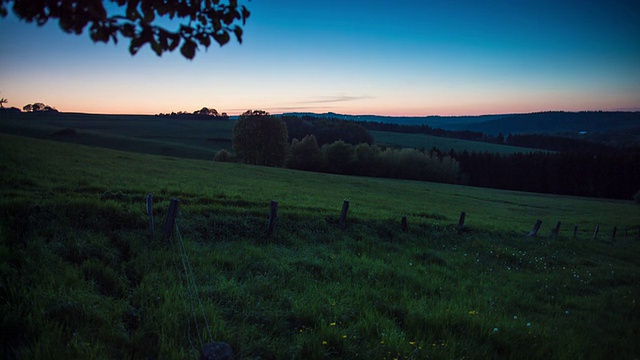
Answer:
[163, 198, 180, 240]
[457, 212, 466, 232]
[339, 200, 350, 230]
[550, 221, 561, 238]
[528, 220, 542, 237]
[612, 226, 617, 241]
[592, 225, 600, 240]
[401, 216, 408, 232]
[266, 201, 278, 236]
[573, 225, 578, 239]
[146, 193, 154, 240]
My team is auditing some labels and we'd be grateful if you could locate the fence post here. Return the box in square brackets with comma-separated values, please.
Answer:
[550, 221, 561, 238]
[266, 201, 278, 236]
[339, 200, 350, 230]
[163, 198, 180, 240]
[401, 216, 408, 232]
[146, 193, 154, 240]
[592, 225, 600, 240]
[573, 225, 578, 239]
[457, 212, 466, 232]
[528, 220, 542, 237]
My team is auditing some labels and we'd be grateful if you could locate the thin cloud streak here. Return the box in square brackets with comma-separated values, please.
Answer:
[300, 95, 375, 105]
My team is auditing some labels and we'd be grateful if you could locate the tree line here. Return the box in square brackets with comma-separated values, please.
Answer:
[226, 110, 459, 184]
[454, 150, 640, 200]
[223, 111, 639, 201]
[156, 107, 229, 120]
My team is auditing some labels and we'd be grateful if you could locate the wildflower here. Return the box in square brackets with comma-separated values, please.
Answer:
[409, 341, 416, 346]
[526, 322, 532, 327]
[468, 310, 478, 316]
[380, 340, 385, 344]
[342, 335, 347, 339]
[330, 322, 336, 326]
[322, 341, 328, 345]
[492, 327, 499, 333]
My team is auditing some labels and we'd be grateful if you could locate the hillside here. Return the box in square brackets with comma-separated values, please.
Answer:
[1, 133, 639, 358]
[0, 111, 234, 160]
[0, 111, 541, 159]
[370, 131, 543, 154]
[284, 111, 640, 147]
[444, 111, 640, 136]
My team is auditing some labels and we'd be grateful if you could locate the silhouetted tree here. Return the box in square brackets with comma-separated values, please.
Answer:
[22, 102, 58, 112]
[0, 97, 7, 108]
[0, 0, 250, 59]
[232, 110, 288, 167]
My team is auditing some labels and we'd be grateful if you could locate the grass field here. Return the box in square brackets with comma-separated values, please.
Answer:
[371, 131, 544, 154]
[0, 112, 235, 160]
[1, 133, 639, 359]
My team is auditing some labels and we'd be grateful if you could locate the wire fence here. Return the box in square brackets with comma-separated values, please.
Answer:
[168, 215, 213, 355]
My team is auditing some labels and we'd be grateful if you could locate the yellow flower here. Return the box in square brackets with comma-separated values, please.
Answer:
[468, 310, 478, 316]
[322, 341, 328, 345]
[409, 341, 416, 346]
[380, 340, 385, 344]
[342, 335, 347, 339]
[330, 322, 336, 326]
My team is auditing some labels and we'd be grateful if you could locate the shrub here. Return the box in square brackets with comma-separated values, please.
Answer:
[322, 140, 354, 174]
[286, 135, 323, 171]
[214, 149, 234, 162]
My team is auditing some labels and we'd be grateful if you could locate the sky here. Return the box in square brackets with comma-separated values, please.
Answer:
[0, 0, 639, 116]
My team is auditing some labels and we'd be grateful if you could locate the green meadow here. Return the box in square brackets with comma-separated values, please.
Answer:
[0, 112, 234, 160]
[1, 133, 639, 359]
[370, 131, 543, 154]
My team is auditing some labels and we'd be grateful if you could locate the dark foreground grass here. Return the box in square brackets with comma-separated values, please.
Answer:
[1, 134, 639, 359]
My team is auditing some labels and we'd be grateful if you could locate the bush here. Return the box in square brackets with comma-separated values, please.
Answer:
[322, 140, 354, 174]
[286, 135, 323, 171]
[214, 149, 234, 162]
[634, 190, 640, 204]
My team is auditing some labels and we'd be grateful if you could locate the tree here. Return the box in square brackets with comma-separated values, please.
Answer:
[322, 140, 354, 174]
[22, 102, 58, 112]
[0, 0, 250, 60]
[286, 135, 323, 171]
[0, 97, 7, 108]
[232, 110, 288, 167]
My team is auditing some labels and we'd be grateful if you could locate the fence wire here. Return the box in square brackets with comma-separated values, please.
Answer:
[167, 216, 213, 354]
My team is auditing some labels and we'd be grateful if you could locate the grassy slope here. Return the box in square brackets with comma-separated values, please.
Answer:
[1, 133, 639, 359]
[0, 112, 234, 160]
[371, 131, 544, 154]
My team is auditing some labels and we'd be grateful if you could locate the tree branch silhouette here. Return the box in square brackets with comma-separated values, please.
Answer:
[0, 0, 250, 59]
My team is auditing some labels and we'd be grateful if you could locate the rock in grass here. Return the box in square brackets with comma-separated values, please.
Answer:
[200, 342, 234, 360]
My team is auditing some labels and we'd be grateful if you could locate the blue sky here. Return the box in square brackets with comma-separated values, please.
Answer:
[0, 0, 639, 116]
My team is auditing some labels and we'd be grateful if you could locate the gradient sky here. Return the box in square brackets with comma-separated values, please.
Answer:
[1, 0, 639, 116]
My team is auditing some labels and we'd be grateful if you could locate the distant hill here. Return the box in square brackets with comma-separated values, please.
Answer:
[282, 112, 509, 128]
[282, 111, 640, 147]
[442, 111, 640, 135]
[283, 111, 640, 134]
